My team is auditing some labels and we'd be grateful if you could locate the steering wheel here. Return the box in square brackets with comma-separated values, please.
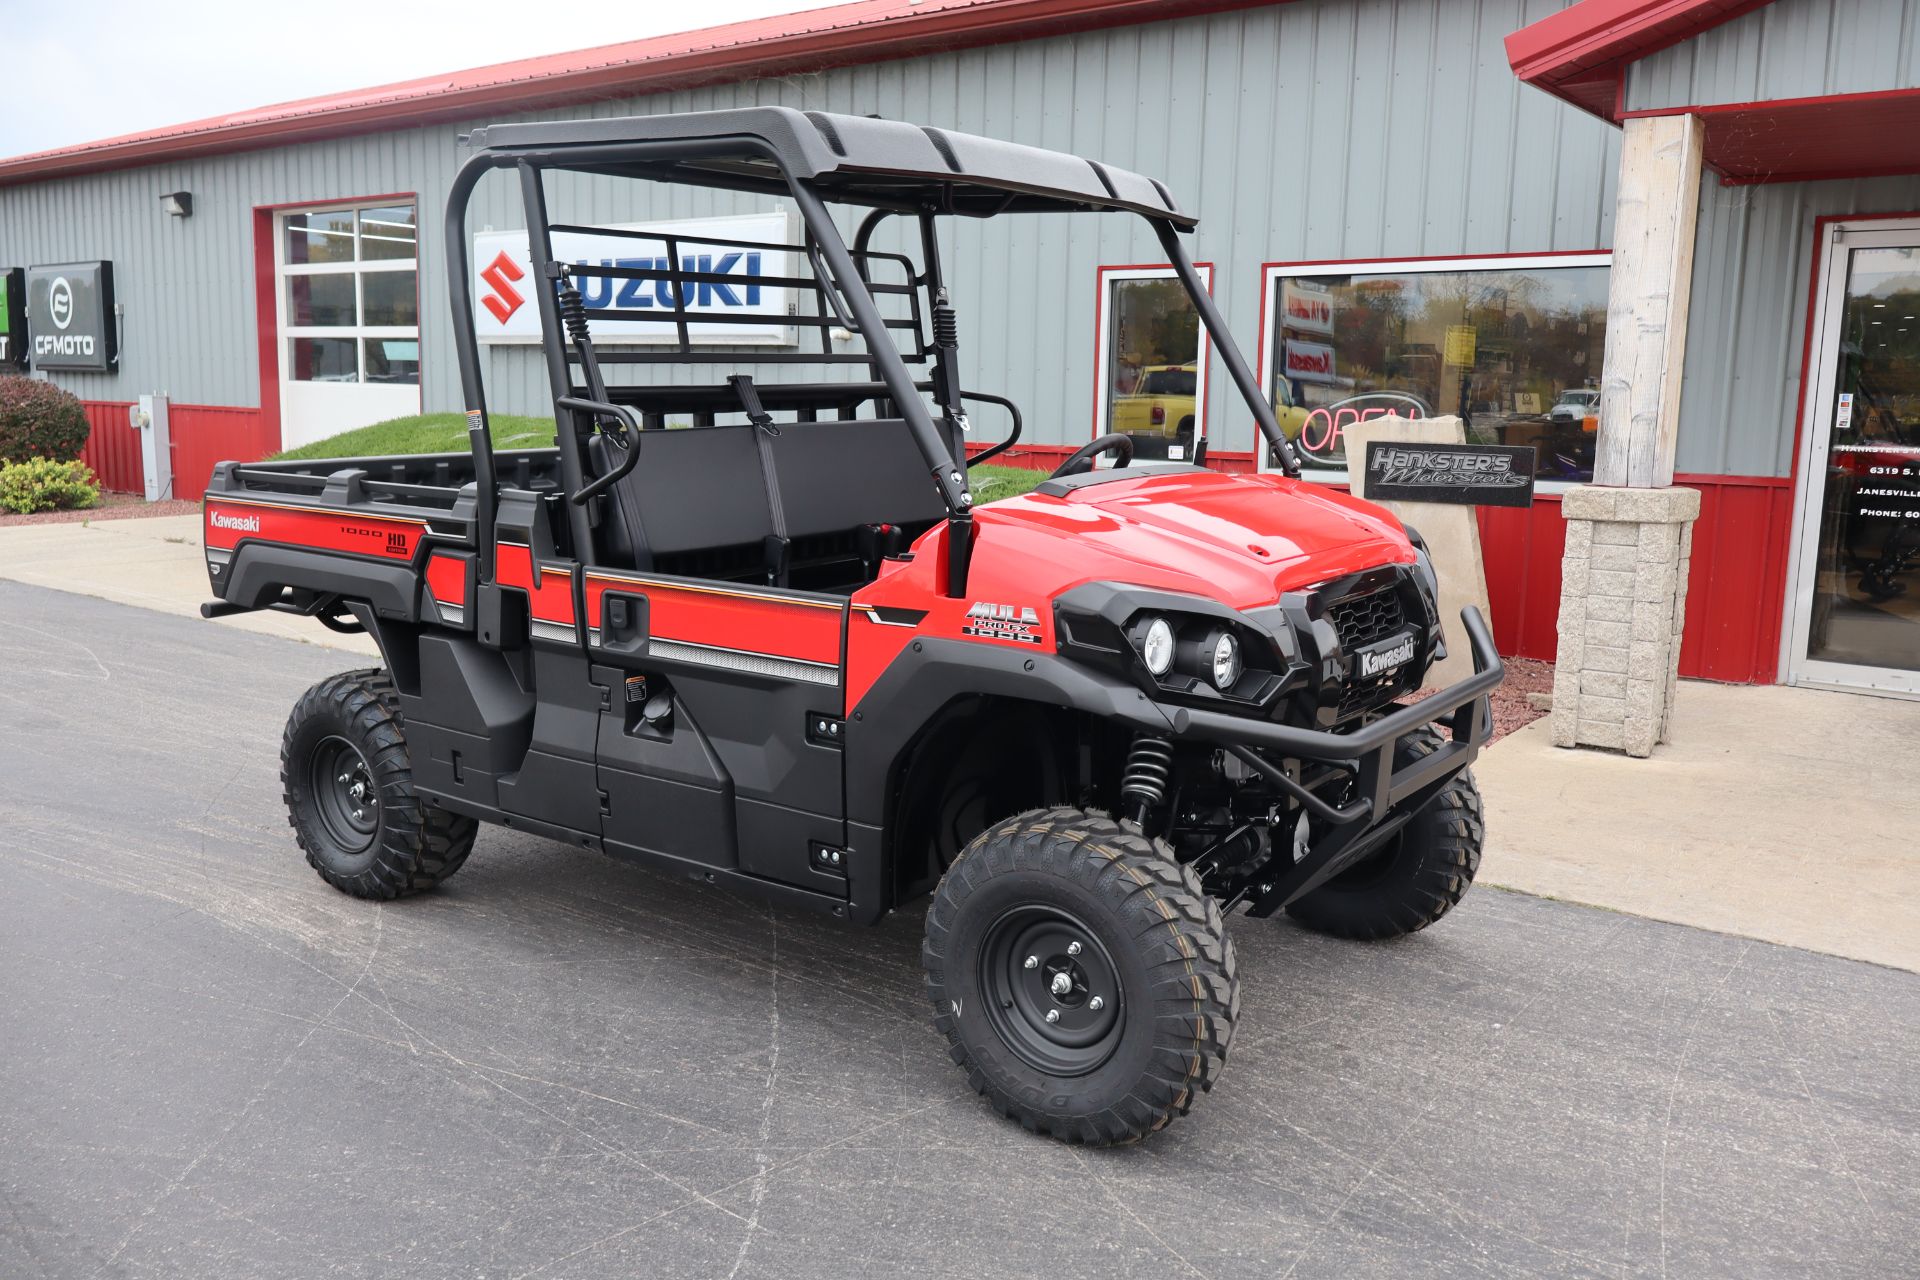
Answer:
[1049, 433, 1135, 480]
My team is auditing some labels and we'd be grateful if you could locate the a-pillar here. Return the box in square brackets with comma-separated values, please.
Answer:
[1551, 114, 1706, 757]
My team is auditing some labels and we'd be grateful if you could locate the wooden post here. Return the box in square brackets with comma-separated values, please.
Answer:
[1594, 114, 1705, 489]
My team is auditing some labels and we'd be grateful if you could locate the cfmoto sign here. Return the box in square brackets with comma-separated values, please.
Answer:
[27, 261, 117, 372]
[48, 277, 74, 330]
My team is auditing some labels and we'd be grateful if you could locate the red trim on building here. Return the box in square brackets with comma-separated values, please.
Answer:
[252, 206, 282, 455]
[1505, 0, 1773, 122]
[0, 0, 1290, 185]
[1476, 475, 1792, 684]
[78, 403, 144, 495]
[81, 400, 276, 502]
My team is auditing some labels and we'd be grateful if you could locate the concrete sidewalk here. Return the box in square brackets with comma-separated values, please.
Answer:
[0, 512, 377, 656]
[1478, 680, 1920, 972]
[4, 512, 1915, 971]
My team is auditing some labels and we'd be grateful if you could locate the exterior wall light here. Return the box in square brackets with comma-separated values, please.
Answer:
[160, 192, 193, 218]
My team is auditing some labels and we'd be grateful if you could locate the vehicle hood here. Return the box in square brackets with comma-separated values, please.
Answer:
[972, 468, 1414, 609]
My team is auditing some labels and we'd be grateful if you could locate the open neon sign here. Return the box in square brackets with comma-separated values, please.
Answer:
[1298, 393, 1429, 460]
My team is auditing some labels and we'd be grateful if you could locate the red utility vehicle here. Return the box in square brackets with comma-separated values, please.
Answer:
[203, 109, 1501, 1144]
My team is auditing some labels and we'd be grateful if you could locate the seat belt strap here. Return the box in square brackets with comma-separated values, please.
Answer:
[729, 374, 790, 584]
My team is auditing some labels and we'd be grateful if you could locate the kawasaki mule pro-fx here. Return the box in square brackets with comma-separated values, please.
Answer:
[202, 109, 1503, 1144]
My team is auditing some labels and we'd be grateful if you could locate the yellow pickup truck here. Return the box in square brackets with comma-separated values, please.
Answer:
[1112, 364, 1198, 457]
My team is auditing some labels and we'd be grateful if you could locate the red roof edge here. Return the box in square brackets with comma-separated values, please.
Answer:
[1506, 0, 1774, 123]
[0, 0, 1279, 186]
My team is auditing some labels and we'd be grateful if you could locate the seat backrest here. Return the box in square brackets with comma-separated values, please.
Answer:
[596, 424, 775, 568]
[766, 418, 947, 538]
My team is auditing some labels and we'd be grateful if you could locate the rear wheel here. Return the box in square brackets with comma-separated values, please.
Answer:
[282, 669, 477, 899]
[1285, 729, 1483, 940]
[923, 808, 1238, 1144]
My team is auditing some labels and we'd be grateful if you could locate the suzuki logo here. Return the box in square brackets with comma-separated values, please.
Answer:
[48, 277, 73, 330]
[479, 251, 525, 324]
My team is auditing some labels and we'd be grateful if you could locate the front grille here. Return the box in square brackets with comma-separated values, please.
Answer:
[1328, 584, 1405, 652]
[1325, 577, 1416, 721]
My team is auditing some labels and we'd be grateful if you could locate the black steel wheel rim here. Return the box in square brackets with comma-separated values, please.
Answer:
[309, 735, 379, 856]
[978, 905, 1124, 1077]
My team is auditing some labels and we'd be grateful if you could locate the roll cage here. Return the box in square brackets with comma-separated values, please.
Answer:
[441, 106, 1304, 595]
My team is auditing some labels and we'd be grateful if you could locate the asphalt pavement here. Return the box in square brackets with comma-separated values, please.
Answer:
[2, 580, 1915, 1279]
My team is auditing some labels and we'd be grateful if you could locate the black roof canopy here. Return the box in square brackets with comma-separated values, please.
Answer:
[466, 106, 1195, 227]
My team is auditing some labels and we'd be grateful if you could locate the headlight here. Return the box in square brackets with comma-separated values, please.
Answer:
[1209, 631, 1241, 689]
[1140, 616, 1175, 675]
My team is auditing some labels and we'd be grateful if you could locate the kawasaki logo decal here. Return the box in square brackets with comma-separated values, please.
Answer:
[1356, 636, 1415, 678]
[209, 511, 261, 533]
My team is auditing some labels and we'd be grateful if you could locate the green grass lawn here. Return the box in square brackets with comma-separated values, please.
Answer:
[269, 412, 556, 461]
[271, 412, 1050, 499]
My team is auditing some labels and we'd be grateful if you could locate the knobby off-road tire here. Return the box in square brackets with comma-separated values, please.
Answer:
[282, 668, 477, 900]
[1285, 728, 1484, 941]
[923, 808, 1238, 1144]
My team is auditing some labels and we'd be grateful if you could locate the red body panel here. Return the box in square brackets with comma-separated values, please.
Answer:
[204, 496, 426, 559]
[583, 571, 845, 667]
[846, 469, 1415, 708]
[492, 541, 578, 630]
[424, 551, 470, 610]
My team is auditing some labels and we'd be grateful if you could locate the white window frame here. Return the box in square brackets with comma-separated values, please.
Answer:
[276, 200, 421, 386]
[1256, 252, 1613, 490]
[1093, 263, 1214, 445]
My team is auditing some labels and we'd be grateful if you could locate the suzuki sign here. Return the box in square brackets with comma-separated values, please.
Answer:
[27, 261, 117, 372]
[473, 212, 794, 346]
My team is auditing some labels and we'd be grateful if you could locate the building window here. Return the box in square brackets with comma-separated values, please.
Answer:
[1257, 254, 1611, 484]
[1094, 264, 1212, 461]
[280, 203, 420, 385]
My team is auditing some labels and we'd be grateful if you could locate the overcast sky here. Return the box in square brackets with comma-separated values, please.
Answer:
[0, 0, 815, 158]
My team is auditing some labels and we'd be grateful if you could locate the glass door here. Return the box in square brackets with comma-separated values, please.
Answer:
[1787, 221, 1920, 695]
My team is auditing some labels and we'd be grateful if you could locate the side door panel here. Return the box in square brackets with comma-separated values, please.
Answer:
[583, 570, 850, 896]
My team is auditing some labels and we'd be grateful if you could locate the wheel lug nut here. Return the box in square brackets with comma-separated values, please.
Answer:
[1045, 1009, 1060, 1024]
[1089, 996, 1105, 1012]
[1067, 941, 1082, 957]
[1023, 955, 1038, 969]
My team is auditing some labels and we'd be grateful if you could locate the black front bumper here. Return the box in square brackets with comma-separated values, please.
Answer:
[1167, 606, 1504, 916]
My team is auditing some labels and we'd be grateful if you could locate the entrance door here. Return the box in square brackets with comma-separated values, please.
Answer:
[277, 203, 422, 450]
[1787, 220, 1920, 695]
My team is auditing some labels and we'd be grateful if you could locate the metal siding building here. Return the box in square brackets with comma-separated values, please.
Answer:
[0, 0, 1615, 460]
[6, 0, 1920, 689]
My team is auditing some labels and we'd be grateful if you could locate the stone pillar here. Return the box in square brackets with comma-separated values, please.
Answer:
[1551, 486, 1699, 756]
[1551, 113, 1706, 756]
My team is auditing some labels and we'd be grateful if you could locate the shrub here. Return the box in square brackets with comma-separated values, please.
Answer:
[0, 376, 91, 463]
[0, 457, 101, 514]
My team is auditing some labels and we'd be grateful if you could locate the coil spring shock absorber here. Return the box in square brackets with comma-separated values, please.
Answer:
[932, 289, 960, 349]
[1120, 734, 1175, 828]
[555, 278, 591, 346]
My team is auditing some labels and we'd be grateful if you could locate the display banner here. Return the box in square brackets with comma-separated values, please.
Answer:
[27, 261, 117, 372]
[1363, 440, 1536, 508]
[1283, 338, 1337, 385]
[1280, 278, 1335, 336]
[473, 212, 795, 345]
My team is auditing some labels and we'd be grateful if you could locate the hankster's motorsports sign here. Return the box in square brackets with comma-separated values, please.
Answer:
[27, 262, 117, 372]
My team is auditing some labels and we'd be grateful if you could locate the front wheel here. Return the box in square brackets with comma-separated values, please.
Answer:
[1285, 729, 1484, 940]
[923, 808, 1238, 1144]
[282, 668, 478, 900]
